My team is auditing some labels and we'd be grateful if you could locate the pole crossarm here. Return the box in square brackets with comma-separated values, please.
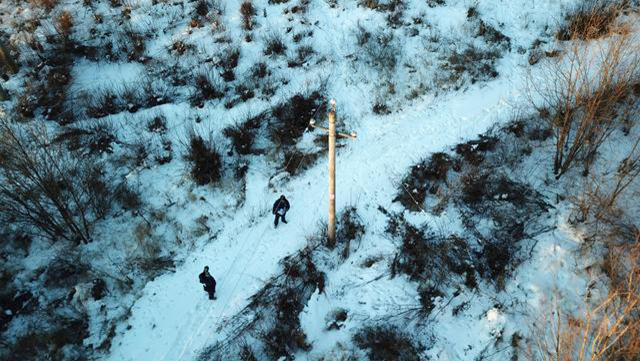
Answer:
[309, 123, 357, 139]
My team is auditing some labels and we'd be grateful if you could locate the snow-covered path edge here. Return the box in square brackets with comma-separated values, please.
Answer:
[105, 72, 524, 361]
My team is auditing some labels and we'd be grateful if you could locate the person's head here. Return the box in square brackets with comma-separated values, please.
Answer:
[204, 266, 209, 272]
[280, 195, 286, 200]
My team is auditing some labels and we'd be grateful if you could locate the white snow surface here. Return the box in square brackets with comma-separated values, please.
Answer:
[2, 0, 624, 359]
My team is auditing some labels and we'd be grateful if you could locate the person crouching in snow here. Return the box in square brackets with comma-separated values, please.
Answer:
[199, 266, 216, 300]
[272, 195, 290, 228]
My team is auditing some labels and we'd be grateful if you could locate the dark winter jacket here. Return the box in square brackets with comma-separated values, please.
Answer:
[272, 197, 290, 215]
[199, 271, 216, 291]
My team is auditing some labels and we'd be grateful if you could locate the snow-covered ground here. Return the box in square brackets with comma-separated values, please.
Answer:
[1, 0, 638, 359]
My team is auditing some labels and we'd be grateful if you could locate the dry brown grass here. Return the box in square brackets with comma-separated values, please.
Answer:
[56, 11, 74, 37]
[240, 1, 255, 31]
[528, 240, 640, 361]
[557, 1, 627, 41]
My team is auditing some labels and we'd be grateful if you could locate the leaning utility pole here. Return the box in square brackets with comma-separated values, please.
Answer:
[310, 100, 356, 248]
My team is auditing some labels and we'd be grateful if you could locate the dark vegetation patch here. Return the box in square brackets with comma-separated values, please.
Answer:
[269, 91, 325, 147]
[83, 80, 175, 119]
[240, 1, 256, 31]
[53, 122, 118, 155]
[287, 45, 315, 68]
[392, 119, 554, 293]
[190, 71, 224, 108]
[443, 45, 500, 87]
[264, 33, 287, 56]
[382, 209, 477, 310]
[183, 129, 222, 185]
[353, 324, 424, 361]
[395, 152, 458, 211]
[336, 206, 366, 259]
[223, 114, 264, 156]
[219, 47, 240, 82]
[281, 149, 320, 176]
[434, 10, 510, 91]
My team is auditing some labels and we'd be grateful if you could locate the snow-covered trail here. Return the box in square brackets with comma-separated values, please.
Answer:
[105, 71, 523, 360]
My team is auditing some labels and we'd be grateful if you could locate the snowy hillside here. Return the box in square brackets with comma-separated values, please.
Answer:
[1, 0, 639, 360]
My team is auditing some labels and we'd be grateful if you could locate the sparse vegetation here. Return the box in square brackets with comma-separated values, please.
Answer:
[353, 325, 424, 360]
[183, 129, 222, 185]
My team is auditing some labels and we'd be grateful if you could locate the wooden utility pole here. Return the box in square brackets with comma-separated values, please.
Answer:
[328, 100, 337, 245]
[310, 100, 356, 248]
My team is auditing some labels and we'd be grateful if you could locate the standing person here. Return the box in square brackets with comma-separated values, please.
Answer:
[272, 195, 290, 228]
[198, 266, 216, 300]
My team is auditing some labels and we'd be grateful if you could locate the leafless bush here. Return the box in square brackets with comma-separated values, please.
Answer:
[219, 47, 240, 82]
[353, 324, 424, 360]
[557, 0, 627, 41]
[360, 28, 399, 75]
[28, 0, 59, 11]
[240, 1, 255, 31]
[281, 149, 320, 176]
[568, 137, 640, 249]
[0, 122, 114, 244]
[443, 45, 500, 87]
[269, 90, 325, 147]
[183, 128, 222, 185]
[223, 114, 263, 155]
[56, 11, 74, 38]
[264, 33, 287, 56]
[528, 241, 640, 361]
[395, 152, 457, 211]
[0, 40, 19, 75]
[336, 206, 365, 259]
[190, 70, 224, 107]
[529, 27, 640, 179]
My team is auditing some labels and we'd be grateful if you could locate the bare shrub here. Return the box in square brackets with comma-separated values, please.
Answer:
[336, 206, 365, 259]
[281, 149, 320, 176]
[529, 28, 640, 179]
[353, 325, 424, 361]
[183, 129, 222, 185]
[568, 137, 640, 249]
[360, 29, 399, 74]
[29, 0, 59, 11]
[269, 91, 325, 147]
[240, 1, 255, 31]
[287, 45, 315, 68]
[395, 152, 457, 211]
[0, 123, 114, 244]
[56, 11, 74, 38]
[528, 241, 640, 361]
[53, 122, 117, 155]
[557, 0, 626, 41]
[190, 70, 224, 107]
[0, 40, 19, 75]
[264, 33, 287, 56]
[219, 47, 240, 82]
[443, 45, 500, 86]
[223, 114, 263, 155]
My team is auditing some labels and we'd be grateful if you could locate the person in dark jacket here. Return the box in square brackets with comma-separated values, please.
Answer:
[272, 195, 290, 228]
[198, 266, 216, 300]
